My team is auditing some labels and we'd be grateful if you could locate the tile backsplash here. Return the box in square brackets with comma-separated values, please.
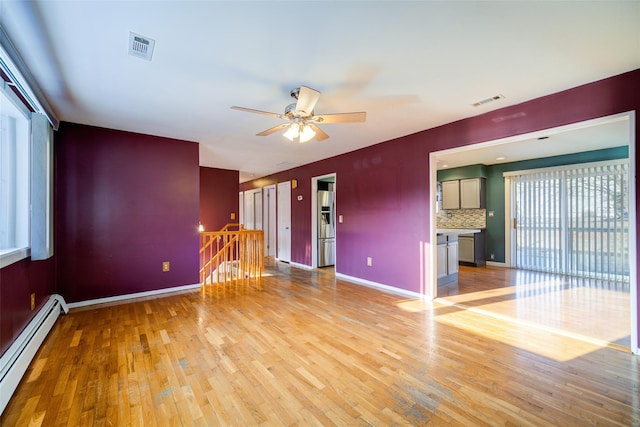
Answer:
[437, 209, 486, 229]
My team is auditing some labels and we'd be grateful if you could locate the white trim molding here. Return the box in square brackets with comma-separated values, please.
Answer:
[66, 283, 201, 309]
[335, 272, 424, 300]
[0, 294, 67, 415]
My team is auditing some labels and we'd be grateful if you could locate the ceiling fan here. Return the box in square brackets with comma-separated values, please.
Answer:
[231, 86, 366, 143]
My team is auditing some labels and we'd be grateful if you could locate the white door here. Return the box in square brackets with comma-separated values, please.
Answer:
[264, 185, 276, 256]
[244, 191, 255, 229]
[277, 181, 291, 262]
[253, 191, 263, 230]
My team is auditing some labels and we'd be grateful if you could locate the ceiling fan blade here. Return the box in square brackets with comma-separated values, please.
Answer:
[295, 86, 321, 117]
[314, 112, 367, 124]
[309, 123, 329, 141]
[256, 123, 289, 136]
[231, 106, 282, 118]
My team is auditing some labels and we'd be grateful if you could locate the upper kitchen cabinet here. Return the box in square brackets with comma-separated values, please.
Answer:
[460, 178, 486, 209]
[441, 178, 486, 210]
[441, 180, 460, 210]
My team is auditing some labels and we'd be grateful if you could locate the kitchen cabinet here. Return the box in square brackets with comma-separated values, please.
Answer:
[460, 178, 486, 209]
[440, 178, 486, 210]
[441, 180, 460, 210]
[437, 234, 458, 284]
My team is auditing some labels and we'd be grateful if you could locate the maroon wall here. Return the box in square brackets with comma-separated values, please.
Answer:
[0, 258, 56, 356]
[200, 167, 239, 232]
[55, 123, 200, 303]
[241, 69, 640, 343]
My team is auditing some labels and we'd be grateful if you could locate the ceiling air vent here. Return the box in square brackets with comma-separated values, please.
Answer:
[472, 94, 505, 107]
[128, 32, 155, 61]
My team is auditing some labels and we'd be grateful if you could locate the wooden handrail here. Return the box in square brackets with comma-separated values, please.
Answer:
[199, 225, 263, 286]
[220, 223, 243, 232]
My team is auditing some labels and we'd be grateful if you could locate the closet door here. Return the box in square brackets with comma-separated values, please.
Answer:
[277, 181, 291, 262]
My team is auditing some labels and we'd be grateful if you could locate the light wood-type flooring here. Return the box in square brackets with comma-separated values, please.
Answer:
[440, 265, 632, 350]
[2, 259, 639, 426]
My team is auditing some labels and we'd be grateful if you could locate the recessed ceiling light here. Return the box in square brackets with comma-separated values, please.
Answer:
[442, 164, 449, 168]
[496, 156, 505, 160]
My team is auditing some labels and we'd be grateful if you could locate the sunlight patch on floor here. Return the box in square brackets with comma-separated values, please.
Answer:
[433, 299, 626, 362]
[395, 299, 434, 313]
[437, 280, 630, 348]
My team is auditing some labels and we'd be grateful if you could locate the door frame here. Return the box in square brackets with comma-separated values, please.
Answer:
[311, 173, 337, 269]
[429, 111, 637, 354]
[263, 184, 276, 257]
[277, 181, 292, 263]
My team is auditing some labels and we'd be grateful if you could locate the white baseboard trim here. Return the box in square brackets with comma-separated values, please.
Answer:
[67, 283, 201, 309]
[335, 273, 424, 299]
[486, 261, 508, 267]
[0, 294, 68, 415]
[290, 261, 312, 270]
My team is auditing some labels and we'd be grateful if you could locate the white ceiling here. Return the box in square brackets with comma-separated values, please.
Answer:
[434, 114, 632, 170]
[1, 1, 639, 182]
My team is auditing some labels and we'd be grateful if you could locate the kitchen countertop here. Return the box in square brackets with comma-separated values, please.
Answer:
[436, 228, 482, 235]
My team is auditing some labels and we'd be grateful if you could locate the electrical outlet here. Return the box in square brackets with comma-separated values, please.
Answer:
[30, 293, 35, 311]
[490, 253, 495, 260]
[162, 261, 170, 272]
[230, 212, 236, 220]
[367, 257, 372, 266]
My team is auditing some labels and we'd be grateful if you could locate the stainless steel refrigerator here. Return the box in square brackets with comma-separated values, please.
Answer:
[318, 190, 335, 267]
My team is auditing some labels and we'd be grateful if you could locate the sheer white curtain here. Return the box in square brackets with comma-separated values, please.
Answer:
[507, 160, 629, 283]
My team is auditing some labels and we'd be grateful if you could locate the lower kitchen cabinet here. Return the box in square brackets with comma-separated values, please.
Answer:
[437, 234, 458, 285]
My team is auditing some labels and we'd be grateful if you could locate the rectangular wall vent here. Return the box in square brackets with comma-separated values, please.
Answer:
[472, 94, 505, 107]
[128, 32, 155, 61]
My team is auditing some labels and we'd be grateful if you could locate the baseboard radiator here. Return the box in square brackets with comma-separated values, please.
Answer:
[0, 294, 68, 415]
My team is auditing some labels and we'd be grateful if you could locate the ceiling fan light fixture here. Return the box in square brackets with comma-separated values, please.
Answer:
[299, 124, 316, 143]
[283, 122, 300, 141]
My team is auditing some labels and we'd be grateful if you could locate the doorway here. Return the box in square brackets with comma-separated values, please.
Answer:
[429, 111, 637, 354]
[277, 181, 291, 263]
[263, 185, 276, 257]
[311, 173, 337, 269]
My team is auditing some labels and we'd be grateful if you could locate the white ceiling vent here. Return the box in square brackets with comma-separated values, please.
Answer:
[128, 32, 155, 61]
[472, 94, 505, 107]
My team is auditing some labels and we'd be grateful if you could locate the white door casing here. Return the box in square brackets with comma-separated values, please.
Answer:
[277, 181, 291, 262]
[264, 185, 276, 257]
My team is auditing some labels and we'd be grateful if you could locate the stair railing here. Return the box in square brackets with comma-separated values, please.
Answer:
[199, 223, 264, 285]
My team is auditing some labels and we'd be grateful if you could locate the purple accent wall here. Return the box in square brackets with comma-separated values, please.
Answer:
[55, 123, 200, 303]
[0, 258, 56, 356]
[241, 69, 640, 345]
[200, 167, 239, 232]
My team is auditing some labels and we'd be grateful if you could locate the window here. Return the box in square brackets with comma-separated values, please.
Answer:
[0, 84, 30, 267]
[508, 160, 629, 282]
[1, 36, 56, 267]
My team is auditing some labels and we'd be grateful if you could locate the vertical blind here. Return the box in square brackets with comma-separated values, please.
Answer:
[509, 160, 629, 283]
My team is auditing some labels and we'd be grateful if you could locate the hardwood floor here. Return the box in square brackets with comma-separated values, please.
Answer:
[439, 265, 631, 349]
[2, 259, 639, 426]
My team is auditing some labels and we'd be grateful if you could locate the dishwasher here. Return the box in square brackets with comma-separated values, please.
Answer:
[458, 233, 475, 264]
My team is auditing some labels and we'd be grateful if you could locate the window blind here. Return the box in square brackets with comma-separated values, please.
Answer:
[511, 160, 629, 283]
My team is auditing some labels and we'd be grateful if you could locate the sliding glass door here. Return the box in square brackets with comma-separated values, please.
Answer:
[508, 160, 629, 283]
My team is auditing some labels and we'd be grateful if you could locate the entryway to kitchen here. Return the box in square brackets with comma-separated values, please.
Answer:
[311, 173, 337, 269]
[430, 112, 637, 352]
